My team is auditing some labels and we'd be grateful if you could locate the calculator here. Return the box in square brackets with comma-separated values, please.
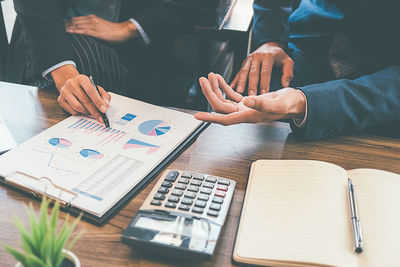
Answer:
[121, 169, 236, 260]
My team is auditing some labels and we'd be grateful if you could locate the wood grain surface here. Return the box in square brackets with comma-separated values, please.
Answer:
[1, 81, 399, 266]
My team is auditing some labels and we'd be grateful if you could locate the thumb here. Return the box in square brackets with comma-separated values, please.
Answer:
[243, 96, 268, 112]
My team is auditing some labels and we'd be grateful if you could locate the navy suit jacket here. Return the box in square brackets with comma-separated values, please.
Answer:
[253, 0, 400, 140]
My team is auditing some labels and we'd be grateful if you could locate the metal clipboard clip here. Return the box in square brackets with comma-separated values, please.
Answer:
[4, 171, 78, 209]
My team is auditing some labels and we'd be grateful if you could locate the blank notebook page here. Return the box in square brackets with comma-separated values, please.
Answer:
[234, 160, 357, 267]
[350, 169, 400, 267]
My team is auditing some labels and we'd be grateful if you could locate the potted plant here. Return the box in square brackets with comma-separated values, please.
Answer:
[2, 197, 83, 267]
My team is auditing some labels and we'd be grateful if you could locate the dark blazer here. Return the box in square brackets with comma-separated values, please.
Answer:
[253, 0, 400, 140]
[12, 0, 214, 77]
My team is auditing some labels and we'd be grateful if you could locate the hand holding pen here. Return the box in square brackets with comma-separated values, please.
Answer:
[52, 65, 111, 123]
[90, 76, 110, 128]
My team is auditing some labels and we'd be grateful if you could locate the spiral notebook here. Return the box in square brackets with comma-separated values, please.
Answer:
[233, 160, 400, 267]
[0, 93, 207, 225]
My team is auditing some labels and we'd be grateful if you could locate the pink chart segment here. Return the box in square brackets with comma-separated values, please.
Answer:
[123, 138, 160, 154]
[67, 118, 127, 145]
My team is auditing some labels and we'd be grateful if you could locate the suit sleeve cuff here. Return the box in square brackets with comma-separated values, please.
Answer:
[129, 18, 151, 45]
[42, 60, 76, 79]
[292, 90, 308, 128]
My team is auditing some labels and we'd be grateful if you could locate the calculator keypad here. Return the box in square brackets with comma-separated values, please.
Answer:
[147, 170, 235, 220]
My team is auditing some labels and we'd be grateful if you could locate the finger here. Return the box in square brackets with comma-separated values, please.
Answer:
[236, 58, 251, 94]
[65, 29, 97, 37]
[230, 72, 239, 89]
[58, 97, 78, 115]
[65, 23, 93, 31]
[216, 74, 243, 102]
[259, 57, 274, 94]
[70, 83, 102, 120]
[281, 57, 294, 88]
[98, 86, 111, 107]
[194, 109, 262, 126]
[70, 15, 96, 22]
[248, 57, 262, 96]
[79, 75, 108, 113]
[208, 72, 224, 100]
[66, 94, 88, 114]
[199, 77, 238, 113]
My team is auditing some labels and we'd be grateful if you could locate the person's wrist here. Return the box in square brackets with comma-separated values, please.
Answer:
[121, 20, 138, 40]
[292, 89, 307, 122]
[51, 64, 79, 92]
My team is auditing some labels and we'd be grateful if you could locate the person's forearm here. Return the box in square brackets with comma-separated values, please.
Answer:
[291, 66, 400, 140]
[252, 0, 292, 49]
[14, 0, 75, 75]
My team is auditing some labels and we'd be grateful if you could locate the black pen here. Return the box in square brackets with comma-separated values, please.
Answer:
[89, 76, 110, 128]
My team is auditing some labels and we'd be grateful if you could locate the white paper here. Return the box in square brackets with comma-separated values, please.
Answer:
[0, 116, 17, 154]
[0, 93, 203, 217]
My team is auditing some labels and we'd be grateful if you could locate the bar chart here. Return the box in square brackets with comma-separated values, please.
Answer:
[67, 118, 127, 146]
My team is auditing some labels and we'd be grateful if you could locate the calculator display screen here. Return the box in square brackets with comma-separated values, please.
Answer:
[131, 212, 221, 254]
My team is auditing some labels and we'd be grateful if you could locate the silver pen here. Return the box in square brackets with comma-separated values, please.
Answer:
[348, 178, 363, 253]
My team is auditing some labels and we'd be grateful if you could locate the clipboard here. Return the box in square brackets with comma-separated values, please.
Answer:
[0, 120, 209, 226]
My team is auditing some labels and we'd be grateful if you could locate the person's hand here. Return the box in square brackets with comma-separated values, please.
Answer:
[65, 15, 138, 43]
[51, 64, 111, 122]
[194, 73, 306, 125]
[231, 42, 294, 95]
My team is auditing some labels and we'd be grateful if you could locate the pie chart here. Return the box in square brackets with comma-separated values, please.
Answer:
[48, 138, 72, 148]
[139, 120, 171, 136]
[79, 149, 104, 159]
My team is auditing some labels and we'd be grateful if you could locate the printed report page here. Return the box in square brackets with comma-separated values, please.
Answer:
[0, 93, 203, 216]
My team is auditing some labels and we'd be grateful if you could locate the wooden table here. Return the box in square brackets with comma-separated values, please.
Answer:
[1, 81, 400, 266]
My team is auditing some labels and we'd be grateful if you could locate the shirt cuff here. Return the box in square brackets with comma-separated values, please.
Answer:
[129, 18, 151, 45]
[42, 61, 76, 79]
[292, 90, 308, 128]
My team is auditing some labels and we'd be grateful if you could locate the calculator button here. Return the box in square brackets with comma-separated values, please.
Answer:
[194, 200, 207, 208]
[193, 174, 205, 181]
[207, 210, 219, 217]
[203, 182, 214, 189]
[175, 184, 186, 190]
[218, 179, 230, 186]
[214, 191, 226, 198]
[209, 203, 221, 211]
[165, 202, 177, 209]
[181, 172, 192, 178]
[216, 185, 228, 192]
[181, 198, 193, 205]
[168, 196, 180, 203]
[184, 192, 196, 199]
[178, 205, 190, 211]
[187, 185, 199, 192]
[212, 196, 224, 204]
[158, 187, 169, 194]
[197, 194, 209, 201]
[178, 178, 190, 184]
[200, 188, 212, 195]
[171, 189, 184, 196]
[190, 180, 202, 186]
[192, 207, 204, 214]
[154, 193, 165, 200]
[161, 181, 173, 188]
[205, 176, 217, 183]
[150, 200, 162, 206]
[165, 170, 179, 182]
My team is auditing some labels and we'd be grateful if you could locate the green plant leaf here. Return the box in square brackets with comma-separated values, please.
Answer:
[14, 217, 35, 255]
[38, 198, 49, 244]
[4, 246, 29, 267]
[4, 245, 45, 267]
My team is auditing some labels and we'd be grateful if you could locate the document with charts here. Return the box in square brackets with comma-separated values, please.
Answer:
[0, 93, 204, 220]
